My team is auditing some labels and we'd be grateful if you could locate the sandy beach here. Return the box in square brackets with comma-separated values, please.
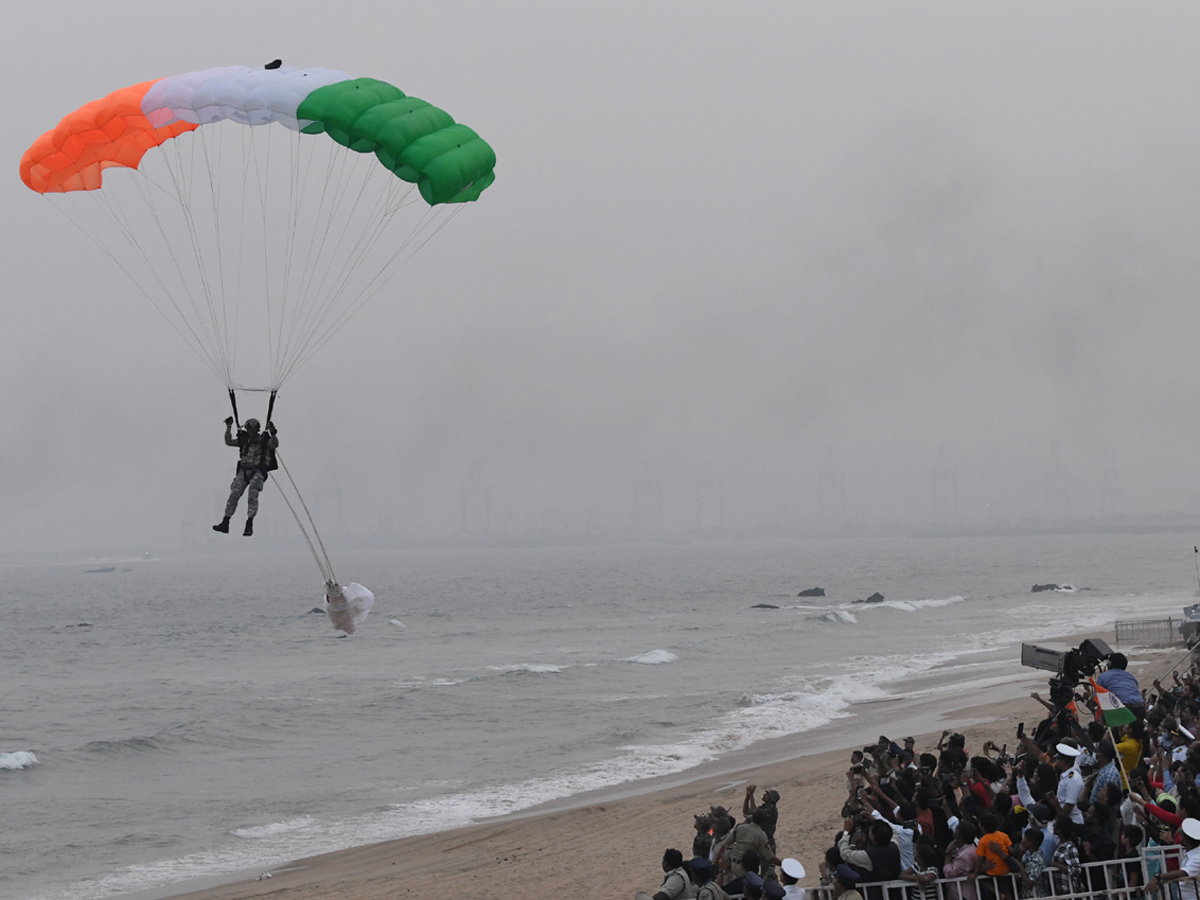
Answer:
[149, 632, 1184, 900]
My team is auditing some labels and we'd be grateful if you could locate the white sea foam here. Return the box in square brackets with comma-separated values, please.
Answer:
[881, 595, 967, 612]
[488, 663, 565, 674]
[392, 676, 465, 689]
[0, 750, 38, 770]
[811, 610, 857, 624]
[626, 650, 678, 665]
[233, 816, 314, 839]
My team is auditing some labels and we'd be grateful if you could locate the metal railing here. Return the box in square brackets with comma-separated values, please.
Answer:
[802, 844, 1185, 900]
[1114, 618, 1181, 647]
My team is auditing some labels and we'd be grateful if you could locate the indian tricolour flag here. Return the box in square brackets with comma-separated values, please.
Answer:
[1090, 678, 1137, 726]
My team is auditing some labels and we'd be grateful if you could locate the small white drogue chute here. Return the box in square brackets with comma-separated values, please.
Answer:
[323, 581, 374, 635]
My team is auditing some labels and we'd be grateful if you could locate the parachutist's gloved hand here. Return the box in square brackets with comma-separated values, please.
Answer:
[225, 417, 234, 426]
[267, 422, 277, 435]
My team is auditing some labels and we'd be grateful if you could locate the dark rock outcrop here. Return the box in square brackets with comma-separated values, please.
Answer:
[797, 587, 826, 597]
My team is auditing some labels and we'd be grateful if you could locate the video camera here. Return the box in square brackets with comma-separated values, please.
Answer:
[1021, 638, 1113, 708]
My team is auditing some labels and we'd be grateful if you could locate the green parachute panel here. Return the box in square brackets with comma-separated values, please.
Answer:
[296, 77, 495, 205]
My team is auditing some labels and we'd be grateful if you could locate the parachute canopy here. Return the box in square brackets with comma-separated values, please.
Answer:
[21, 65, 496, 205]
[324, 581, 374, 635]
[19, 64, 496, 392]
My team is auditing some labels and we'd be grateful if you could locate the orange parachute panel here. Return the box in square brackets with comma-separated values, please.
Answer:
[20, 80, 198, 193]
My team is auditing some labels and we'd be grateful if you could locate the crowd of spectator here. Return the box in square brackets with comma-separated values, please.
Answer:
[639, 649, 1200, 900]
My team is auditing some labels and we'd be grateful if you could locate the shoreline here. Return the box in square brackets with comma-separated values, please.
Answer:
[126, 630, 1182, 900]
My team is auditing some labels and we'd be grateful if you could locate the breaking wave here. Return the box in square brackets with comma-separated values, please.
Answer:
[0, 750, 38, 770]
[626, 650, 678, 665]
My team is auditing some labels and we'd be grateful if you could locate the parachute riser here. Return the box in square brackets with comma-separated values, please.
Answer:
[227, 388, 278, 430]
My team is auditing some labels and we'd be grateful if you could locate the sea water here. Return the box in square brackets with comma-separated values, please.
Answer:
[0, 532, 1193, 900]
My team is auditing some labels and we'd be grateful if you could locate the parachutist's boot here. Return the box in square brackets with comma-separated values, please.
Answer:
[213, 517, 230, 533]
[243, 517, 254, 537]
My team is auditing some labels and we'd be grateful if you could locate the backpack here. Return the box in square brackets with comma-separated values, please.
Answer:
[261, 435, 278, 473]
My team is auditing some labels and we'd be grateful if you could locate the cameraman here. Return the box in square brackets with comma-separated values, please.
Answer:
[1095, 653, 1146, 719]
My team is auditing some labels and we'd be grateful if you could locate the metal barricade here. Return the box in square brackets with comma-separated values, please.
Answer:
[1113, 618, 1180, 647]
[803, 845, 1188, 900]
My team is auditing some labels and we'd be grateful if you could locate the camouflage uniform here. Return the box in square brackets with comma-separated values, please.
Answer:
[223, 427, 277, 518]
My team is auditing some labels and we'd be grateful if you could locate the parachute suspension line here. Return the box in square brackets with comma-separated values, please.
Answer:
[305, 163, 415, 329]
[62, 173, 229, 384]
[46, 195, 220, 379]
[165, 134, 225, 370]
[110, 136, 231, 383]
[276, 132, 331, 390]
[258, 126, 281, 387]
[272, 451, 337, 585]
[263, 130, 341, 388]
[157, 130, 236, 386]
[199, 123, 233, 383]
[278, 170, 458, 386]
[335, 201, 463, 316]
[172, 125, 233, 385]
[235, 124, 268, 386]
[277, 199, 464, 387]
[243, 125, 277, 388]
[286, 142, 363, 352]
[280, 153, 400, 376]
[287, 136, 348, 345]
[287, 152, 375, 345]
[275, 128, 307, 389]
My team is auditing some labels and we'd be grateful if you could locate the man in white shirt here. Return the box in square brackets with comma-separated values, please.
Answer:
[1146, 818, 1200, 900]
[1052, 742, 1085, 826]
[781, 858, 807, 900]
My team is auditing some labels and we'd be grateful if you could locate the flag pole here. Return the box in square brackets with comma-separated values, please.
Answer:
[1089, 678, 1133, 789]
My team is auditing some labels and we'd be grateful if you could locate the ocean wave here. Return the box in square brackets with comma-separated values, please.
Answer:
[879, 595, 967, 612]
[0, 750, 38, 770]
[625, 650, 678, 665]
[82, 734, 181, 755]
[392, 676, 466, 689]
[8, 664, 939, 900]
[233, 816, 315, 839]
[808, 610, 857, 625]
[735, 692, 777, 707]
[487, 663, 566, 675]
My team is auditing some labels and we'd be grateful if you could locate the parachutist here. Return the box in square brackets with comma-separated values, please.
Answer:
[213, 417, 278, 537]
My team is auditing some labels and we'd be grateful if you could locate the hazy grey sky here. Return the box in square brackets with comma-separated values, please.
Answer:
[4, 2, 1200, 554]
